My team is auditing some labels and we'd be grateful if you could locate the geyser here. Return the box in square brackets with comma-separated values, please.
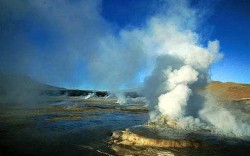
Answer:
[135, 1, 250, 138]
[90, 0, 249, 137]
[1, 0, 249, 138]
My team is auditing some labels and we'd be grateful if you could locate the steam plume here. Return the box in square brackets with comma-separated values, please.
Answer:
[132, 1, 249, 138]
[0, 0, 249, 137]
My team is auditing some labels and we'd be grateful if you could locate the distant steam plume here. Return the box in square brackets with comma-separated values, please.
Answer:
[0, 0, 249, 137]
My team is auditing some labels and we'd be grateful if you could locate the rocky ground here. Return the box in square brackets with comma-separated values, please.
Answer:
[0, 77, 250, 156]
[109, 81, 250, 156]
[109, 120, 250, 156]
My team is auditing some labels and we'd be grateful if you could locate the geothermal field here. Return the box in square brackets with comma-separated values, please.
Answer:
[0, 75, 250, 156]
[1, 0, 250, 156]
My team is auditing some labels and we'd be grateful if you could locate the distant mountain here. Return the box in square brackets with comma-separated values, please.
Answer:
[1, 74, 249, 100]
[205, 81, 250, 101]
[0, 74, 108, 97]
[0, 73, 63, 94]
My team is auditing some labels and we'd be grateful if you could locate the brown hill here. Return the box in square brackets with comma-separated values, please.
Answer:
[205, 81, 250, 101]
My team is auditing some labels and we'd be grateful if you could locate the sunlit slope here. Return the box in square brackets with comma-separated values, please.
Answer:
[205, 81, 250, 101]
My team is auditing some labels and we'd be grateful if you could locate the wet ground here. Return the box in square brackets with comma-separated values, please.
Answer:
[0, 96, 148, 156]
[0, 96, 250, 156]
[110, 125, 250, 156]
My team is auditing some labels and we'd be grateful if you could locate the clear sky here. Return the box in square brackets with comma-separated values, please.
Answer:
[0, 0, 249, 89]
[101, 0, 250, 84]
[208, 0, 250, 83]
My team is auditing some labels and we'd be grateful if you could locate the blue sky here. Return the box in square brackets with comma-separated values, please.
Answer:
[102, 0, 250, 84]
[208, 0, 250, 83]
[0, 0, 249, 89]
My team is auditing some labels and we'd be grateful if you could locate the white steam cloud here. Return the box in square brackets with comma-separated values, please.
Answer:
[1, 0, 249, 137]
[199, 96, 250, 137]
[89, 0, 248, 137]
[100, 0, 248, 138]
[158, 65, 199, 119]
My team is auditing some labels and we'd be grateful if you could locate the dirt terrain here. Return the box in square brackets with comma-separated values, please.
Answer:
[205, 81, 250, 101]
[0, 75, 250, 156]
[110, 81, 250, 156]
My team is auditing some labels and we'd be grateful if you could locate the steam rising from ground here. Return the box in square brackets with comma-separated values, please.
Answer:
[133, 1, 249, 138]
[0, 0, 249, 137]
[200, 97, 250, 137]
